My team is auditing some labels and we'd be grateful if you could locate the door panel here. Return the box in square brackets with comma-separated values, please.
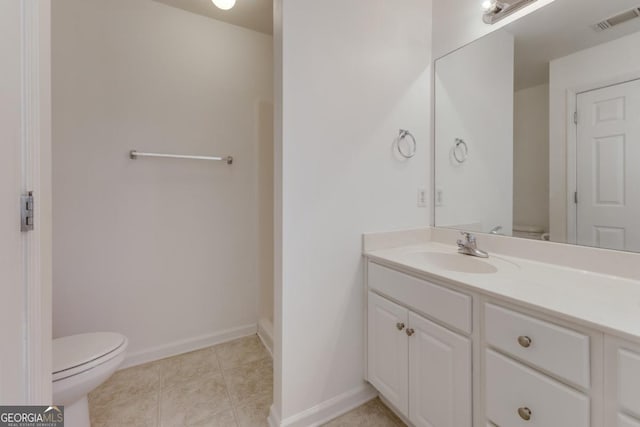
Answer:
[368, 292, 409, 416]
[0, 0, 26, 404]
[409, 312, 472, 427]
[576, 79, 640, 251]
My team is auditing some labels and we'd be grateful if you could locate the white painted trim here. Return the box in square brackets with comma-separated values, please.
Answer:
[121, 324, 257, 369]
[267, 404, 280, 427]
[566, 88, 577, 245]
[257, 317, 274, 357]
[22, 0, 52, 405]
[267, 383, 377, 427]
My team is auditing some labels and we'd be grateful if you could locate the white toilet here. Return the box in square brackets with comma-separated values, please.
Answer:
[53, 332, 128, 427]
[513, 224, 548, 241]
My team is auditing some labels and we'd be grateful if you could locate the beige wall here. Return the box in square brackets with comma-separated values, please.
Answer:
[258, 101, 274, 324]
[514, 83, 549, 231]
[52, 0, 273, 364]
[275, 0, 432, 420]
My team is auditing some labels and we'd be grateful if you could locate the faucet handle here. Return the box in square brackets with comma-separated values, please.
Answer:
[460, 231, 475, 242]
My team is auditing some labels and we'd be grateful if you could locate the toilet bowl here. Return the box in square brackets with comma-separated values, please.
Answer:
[53, 332, 128, 427]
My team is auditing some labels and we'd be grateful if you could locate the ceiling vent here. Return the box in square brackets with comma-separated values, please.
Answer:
[592, 7, 640, 32]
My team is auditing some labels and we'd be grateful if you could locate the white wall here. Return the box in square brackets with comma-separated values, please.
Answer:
[435, 29, 514, 235]
[514, 83, 549, 231]
[433, 0, 556, 58]
[549, 31, 640, 242]
[258, 102, 275, 325]
[52, 0, 273, 363]
[274, 0, 432, 422]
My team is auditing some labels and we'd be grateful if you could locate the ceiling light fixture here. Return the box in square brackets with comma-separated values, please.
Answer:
[482, 0, 497, 11]
[482, 0, 537, 24]
[212, 0, 236, 11]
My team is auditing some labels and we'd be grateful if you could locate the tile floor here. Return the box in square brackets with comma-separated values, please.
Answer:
[89, 335, 404, 427]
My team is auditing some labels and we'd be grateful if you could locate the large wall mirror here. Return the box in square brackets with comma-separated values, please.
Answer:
[434, 0, 640, 253]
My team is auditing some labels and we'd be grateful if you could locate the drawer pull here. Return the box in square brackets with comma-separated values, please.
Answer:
[518, 407, 532, 421]
[406, 328, 415, 337]
[396, 322, 405, 331]
[518, 335, 532, 348]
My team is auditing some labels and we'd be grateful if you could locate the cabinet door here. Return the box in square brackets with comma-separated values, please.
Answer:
[605, 336, 640, 426]
[368, 292, 409, 415]
[409, 312, 472, 427]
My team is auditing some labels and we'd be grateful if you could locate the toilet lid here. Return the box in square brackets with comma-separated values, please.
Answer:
[53, 332, 126, 375]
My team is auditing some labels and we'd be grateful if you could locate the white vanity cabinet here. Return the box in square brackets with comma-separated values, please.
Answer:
[605, 337, 640, 427]
[367, 262, 472, 427]
[365, 260, 613, 427]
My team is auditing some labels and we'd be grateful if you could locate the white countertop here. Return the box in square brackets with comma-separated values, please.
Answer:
[365, 239, 640, 342]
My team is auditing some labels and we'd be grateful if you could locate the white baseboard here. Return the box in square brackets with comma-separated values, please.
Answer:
[120, 323, 258, 369]
[267, 404, 280, 427]
[257, 317, 274, 357]
[268, 383, 377, 427]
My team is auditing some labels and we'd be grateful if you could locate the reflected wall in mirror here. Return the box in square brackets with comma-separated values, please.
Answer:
[434, 0, 640, 253]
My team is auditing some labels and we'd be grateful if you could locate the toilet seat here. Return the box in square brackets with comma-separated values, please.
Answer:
[53, 332, 127, 382]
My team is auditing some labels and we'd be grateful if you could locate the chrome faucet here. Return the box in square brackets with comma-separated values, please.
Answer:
[457, 232, 489, 258]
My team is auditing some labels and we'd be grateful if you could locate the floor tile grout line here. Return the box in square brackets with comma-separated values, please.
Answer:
[156, 366, 162, 427]
[215, 347, 241, 427]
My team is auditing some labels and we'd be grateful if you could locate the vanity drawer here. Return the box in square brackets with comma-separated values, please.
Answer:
[486, 350, 590, 427]
[368, 262, 472, 334]
[485, 303, 590, 389]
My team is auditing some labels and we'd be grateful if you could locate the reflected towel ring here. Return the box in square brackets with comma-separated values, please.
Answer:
[397, 129, 417, 159]
[453, 138, 468, 163]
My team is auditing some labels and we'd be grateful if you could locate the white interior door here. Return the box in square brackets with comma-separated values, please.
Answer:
[576, 79, 640, 252]
[0, 0, 28, 404]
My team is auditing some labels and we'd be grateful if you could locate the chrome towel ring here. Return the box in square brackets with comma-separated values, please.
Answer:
[397, 129, 417, 159]
[453, 138, 468, 163]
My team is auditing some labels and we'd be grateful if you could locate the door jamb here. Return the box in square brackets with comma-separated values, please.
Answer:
[21, 0, 52, 404]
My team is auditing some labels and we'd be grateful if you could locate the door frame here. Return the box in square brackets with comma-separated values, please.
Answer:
[565, 72, 640, 245]
[20, 0, 52, 404]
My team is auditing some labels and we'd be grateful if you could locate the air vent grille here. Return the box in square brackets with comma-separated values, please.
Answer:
[592, 7, 640, 32]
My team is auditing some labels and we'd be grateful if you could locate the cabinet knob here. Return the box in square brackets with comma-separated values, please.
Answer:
[406, 328, 415, 337]
[518, 407, 532, 421]
[396, 322, 405, 331]
[518, 335, 532, 348]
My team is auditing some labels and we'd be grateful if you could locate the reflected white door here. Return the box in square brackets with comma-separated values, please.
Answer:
[0, 0, 27, 403]
[576, 79, 640, 252]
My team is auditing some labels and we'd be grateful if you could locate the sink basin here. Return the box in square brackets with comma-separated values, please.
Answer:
[405, 252, 502, 274]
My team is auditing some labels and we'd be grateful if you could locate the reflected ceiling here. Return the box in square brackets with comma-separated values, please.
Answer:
[153, 0, 273, 35]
